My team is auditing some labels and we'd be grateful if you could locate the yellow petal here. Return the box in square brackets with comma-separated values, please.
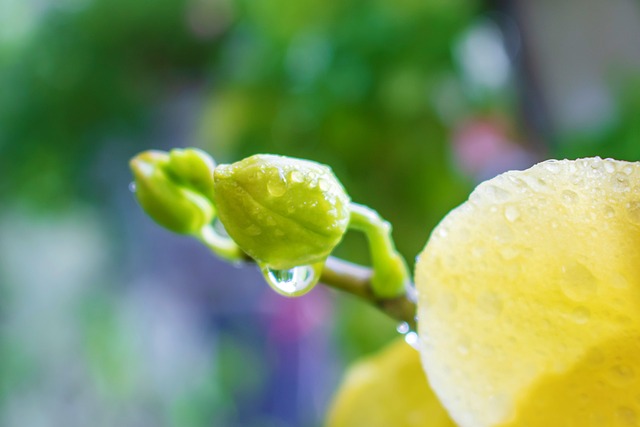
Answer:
[415, 158, 640, 426]
[326, 338, 456, 427]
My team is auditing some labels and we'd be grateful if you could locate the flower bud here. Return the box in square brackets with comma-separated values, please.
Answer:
[214, 154, 351, 269]
[130, 150, 214, 234]
[168, 148, 216, 203]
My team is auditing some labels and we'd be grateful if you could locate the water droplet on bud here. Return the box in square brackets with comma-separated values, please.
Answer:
[261, 263, 323, 297]
[129, 182, 137, 193]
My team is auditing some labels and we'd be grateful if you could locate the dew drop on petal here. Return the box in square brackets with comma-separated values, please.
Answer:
[604, 161, 616, 174]
[559, 262, 598, 302]
[570, 306, 591, 324]
[616, 406, 638, 426]
[607, 364, 636, 387]
[504, 206, 520, 223]
[561, 189, 578, 204]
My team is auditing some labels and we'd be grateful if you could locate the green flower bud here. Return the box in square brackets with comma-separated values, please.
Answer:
[168, 148, 216, 203]
[214, 154, 351, 270]
[130, 150, 214, 234]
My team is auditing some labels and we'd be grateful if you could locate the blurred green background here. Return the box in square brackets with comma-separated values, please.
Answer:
[1, 0, 639, 426]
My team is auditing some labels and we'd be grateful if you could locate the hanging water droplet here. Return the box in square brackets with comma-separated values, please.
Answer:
[261, 263, 323, 297]
[129, 182, 137, 193]
[397, 322, 410, 334]
[404, 331, 419, 349]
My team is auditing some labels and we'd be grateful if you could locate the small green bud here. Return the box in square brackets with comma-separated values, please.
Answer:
[130, 150, 214, 234]
[168, 148, 216, 203]
[214, 154, 351, 269]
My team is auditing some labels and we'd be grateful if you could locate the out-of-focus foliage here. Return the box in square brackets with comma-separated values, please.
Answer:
[555, 78, 640, 161]
[0, 0, 222, 207]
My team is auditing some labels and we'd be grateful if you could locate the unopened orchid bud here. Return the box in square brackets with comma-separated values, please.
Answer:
[213, 154, 351, 270]
[130, 150, 214, 234]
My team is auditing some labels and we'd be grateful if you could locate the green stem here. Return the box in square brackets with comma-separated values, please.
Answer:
[195, 224, 246, 261]
[321, 257, 417, 330]
[348, 203, 410, 299]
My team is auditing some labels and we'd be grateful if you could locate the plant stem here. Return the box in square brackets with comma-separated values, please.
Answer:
[321, 257, 417, 330]
[196, 224, 246, 261]
[348, 203, 411, 299]
[194, 211, 417, 330]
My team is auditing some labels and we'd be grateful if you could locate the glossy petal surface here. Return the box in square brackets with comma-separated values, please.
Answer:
[326, 339, 456, 427]
[416, 158, 640, 427]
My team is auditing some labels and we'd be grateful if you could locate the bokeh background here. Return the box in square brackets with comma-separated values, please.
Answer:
[1, 0, 640, 426]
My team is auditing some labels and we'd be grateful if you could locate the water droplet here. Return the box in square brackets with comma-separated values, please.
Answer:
[261, 263, 322, 297]
[129, 182, 137, 192]
[604, 205, 616, 219]
[586, 348, 605, 365]
[267, 177, 287, 197]
[559, 262, 598, 302]
[245, 224, 262, 236]
[504, 206, 520, 222]
[608, 364, 636, 387]
[457, 335, 470, 356]
[487, 393, 514, 425]
[571, 306, 591, 324]
[614, 174, 630, 192]
[213, 218, 230, 236]
[477, 291, 503, 317]
[562, 189, 578, 204]
[544, 161, 561, 173]
[471, 246, 485, 258]
[500, 246, 520, 260]
[397, 322, 411, 334]
[485, 185, 511, 202]
[289, 170, 304, 183]
[627, 201, 640, 224]
[318, 179, 330, 191]
[617, 406, 637, 426]
[624, 166, 634, 175]
[604, 161, 616, 174]
[612, 273, 629, 289]
[404, 331, 419, 349]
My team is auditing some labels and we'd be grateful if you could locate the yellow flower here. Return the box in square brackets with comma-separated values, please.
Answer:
[326, 338, 456, 427]
[416, 157, 640, 426]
